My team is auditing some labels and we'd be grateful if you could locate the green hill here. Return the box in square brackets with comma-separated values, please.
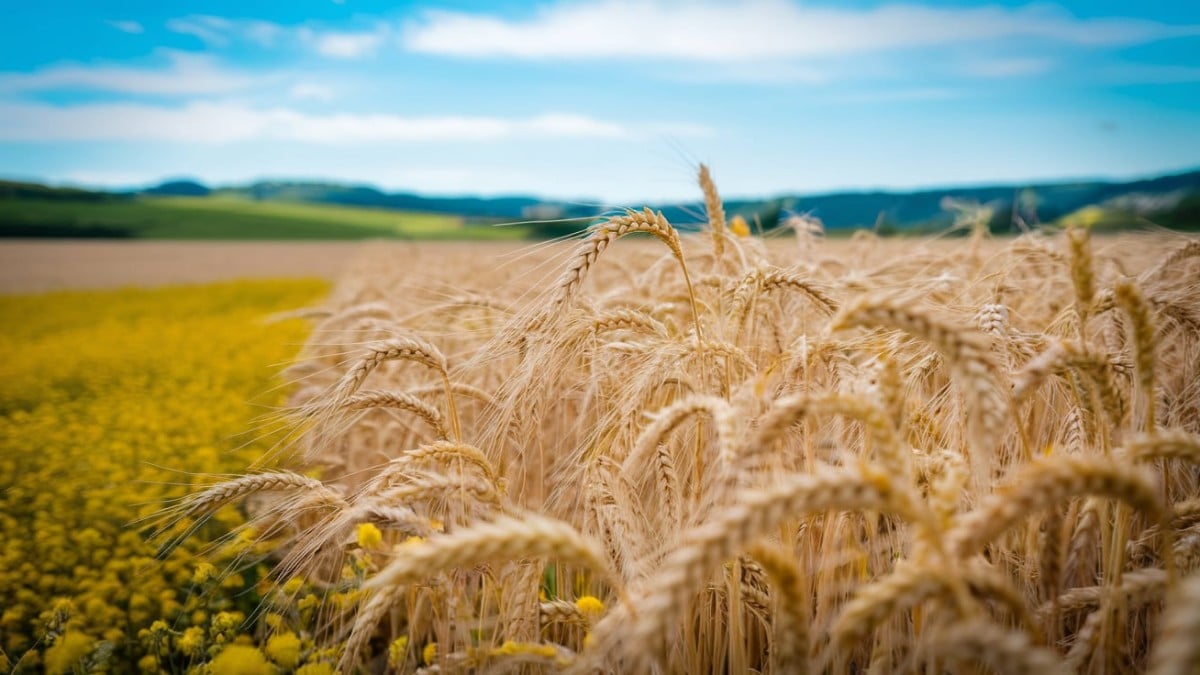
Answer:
[0, 187, 522, 240]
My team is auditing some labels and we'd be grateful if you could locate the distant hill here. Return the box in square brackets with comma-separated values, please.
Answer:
[143, 179, 210, 197]
[154, 168, 1200, 233]
[2, 167, 1198, 239]
[211, 181, 561, 221]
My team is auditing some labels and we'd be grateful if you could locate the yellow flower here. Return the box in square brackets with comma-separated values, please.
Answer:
[176, 626, 205, 657]
[208, 645, 273, 675]
[192, 562, 217, 585]
[43, 632, 95, 675]
[387, 636, 409, 669]
[422, 641, 438, 665]
[494, 641, 557, 658]
[575, 595, 605, 616]
[729, 214, 751, 237]
[355, 522, 383, 549]
[281, 577, 305, 596]
[265, 631, 302, 669]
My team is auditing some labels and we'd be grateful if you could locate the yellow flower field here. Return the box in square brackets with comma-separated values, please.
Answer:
[0, 280, 328, 673]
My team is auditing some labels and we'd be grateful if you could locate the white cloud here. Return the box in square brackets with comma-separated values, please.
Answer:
[0, 51, 260, 96]
[0, 101, 648, 143]
[403, 0, 1199, 61]
[299, 26, 389, 59]
[107, 20, 144, 35]
[289, 82, 336, 101]
[167, 15, 283, 47]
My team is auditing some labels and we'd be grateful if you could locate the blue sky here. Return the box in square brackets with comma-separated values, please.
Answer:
[1, 0, 1198, 202]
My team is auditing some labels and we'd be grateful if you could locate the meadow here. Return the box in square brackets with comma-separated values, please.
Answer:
[0, 196, 526, 240]
[0, 280, 328, 673]
[2, 167, 1199, 674]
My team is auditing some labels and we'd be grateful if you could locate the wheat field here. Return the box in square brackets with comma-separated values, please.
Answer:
[175, 167, 1200, 674]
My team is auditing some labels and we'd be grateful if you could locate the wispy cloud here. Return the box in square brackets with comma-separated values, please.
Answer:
[0, 101, 684, 143]
[106, 20, 144, 35]
[0, 51, 261, 96]
[167, 15, 282, 48]
[298, 25, 389, 59]
[403, 0, 1199, 61]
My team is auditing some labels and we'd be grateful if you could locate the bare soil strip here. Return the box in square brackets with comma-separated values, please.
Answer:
[0, 240, 372, 292]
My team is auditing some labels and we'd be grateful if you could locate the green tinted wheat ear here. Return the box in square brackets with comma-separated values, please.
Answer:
[948, 455, 1165, 557]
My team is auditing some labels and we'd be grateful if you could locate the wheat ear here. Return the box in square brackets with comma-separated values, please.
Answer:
[337, 389, 449, 439]
[1067, 223, 1094, 337]
[748, 545, 809, 675]
[183, 471, 341, 517]
[831, 295, 1005, 485]
[586, 467, 913, 672]
[332, 335, 461, 440]
[1144, 239, 1200, 284]
[654, 443, 682, 533]
[699, 163, 727, 260]
[1115, 278, 1157, 430]
[932, 618, 1064, 675]
[1126, 429, 1200, 465]
[339, 585, 400, 673]
[948, 455, 1164, 556]
[621, 394, 736, 475]
[550, 208, 700, 339]
[1148, 571, 1200, 675]
[333, 336, 448, 399]
[829, 560, 951, 654]
[364, 513, 620, 596]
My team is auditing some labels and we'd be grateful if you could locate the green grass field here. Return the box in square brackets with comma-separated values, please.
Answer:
[0, 196, 530, 240]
